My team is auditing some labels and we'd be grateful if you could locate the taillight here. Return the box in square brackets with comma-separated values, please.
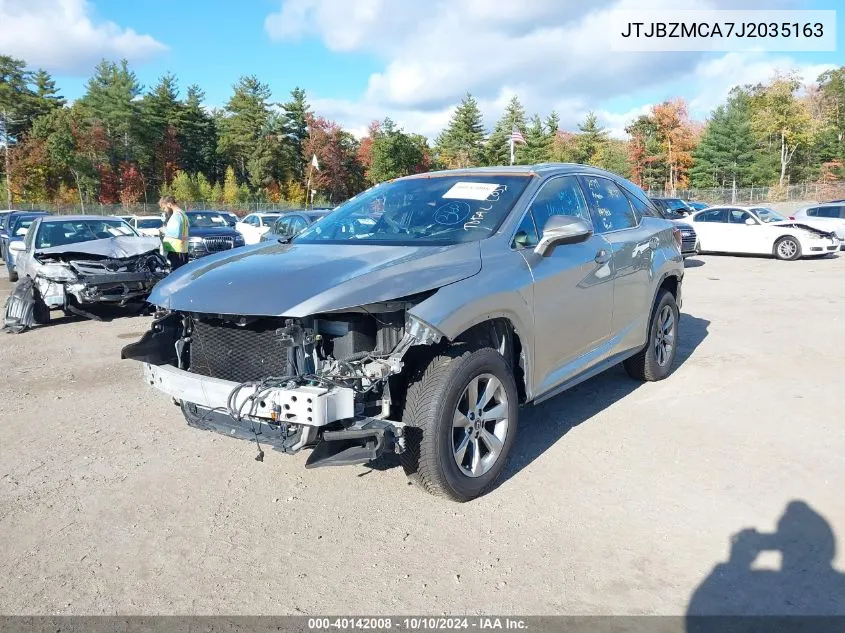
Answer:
[672, 227, 682, 249]
[788, 216, 795, 220]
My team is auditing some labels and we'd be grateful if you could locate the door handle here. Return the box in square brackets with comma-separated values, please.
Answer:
[594, 249, 611, 264]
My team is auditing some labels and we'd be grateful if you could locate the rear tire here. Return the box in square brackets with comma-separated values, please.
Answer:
[624, 289, 680, 382]
[400, 346, 519, 502]
[774, 236, 801, 261]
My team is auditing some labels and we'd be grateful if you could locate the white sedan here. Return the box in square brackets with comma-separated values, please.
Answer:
[687, 206, 840, 260]
[127, 215, 164, 237]
[235, 213, 283, 245]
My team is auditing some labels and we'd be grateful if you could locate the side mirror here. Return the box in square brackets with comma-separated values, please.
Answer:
[534, 215, 593, 257]
[9, 240, 26, 252]
[745, 218, 757, 225]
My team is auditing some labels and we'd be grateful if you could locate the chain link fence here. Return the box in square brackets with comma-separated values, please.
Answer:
[8, 201, 333, 217]
[645, 182, 845, 205]
[11, 182, 845, 216]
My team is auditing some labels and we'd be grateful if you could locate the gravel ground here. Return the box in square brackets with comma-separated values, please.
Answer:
[0, 254, 843, 616]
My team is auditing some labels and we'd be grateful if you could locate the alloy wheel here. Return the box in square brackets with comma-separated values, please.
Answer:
[451, 373, 509, 478]
[654, 305, 675, 367]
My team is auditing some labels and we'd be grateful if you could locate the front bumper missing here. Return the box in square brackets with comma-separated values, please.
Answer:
[143, 363, 403, 466]
[143, 363, 355, 426]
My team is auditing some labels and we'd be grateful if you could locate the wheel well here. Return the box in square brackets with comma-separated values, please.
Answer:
[455, 318, 527, 403]
[659, 275, 679, 300]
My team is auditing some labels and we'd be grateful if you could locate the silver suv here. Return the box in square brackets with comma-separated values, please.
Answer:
[123, 164, 684, 501]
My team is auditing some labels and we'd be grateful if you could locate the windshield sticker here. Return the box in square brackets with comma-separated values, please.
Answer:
[442, 182, 501, 201]
[434, 201, 472, 225]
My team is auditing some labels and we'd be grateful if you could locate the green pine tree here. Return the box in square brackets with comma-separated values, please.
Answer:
[690, 89, 756, 189]
[574, 112, 609, 166]
[218, 75, 272, 185]
[484, 95, 527, 166]
[435, 93, 486, 168]
[280, 87, 311, 180]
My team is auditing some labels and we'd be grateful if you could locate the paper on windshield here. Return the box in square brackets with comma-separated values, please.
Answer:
[442, 182, 501, 201]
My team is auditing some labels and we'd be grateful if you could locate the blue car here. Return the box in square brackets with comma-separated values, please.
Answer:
[2, 211, 51, 281]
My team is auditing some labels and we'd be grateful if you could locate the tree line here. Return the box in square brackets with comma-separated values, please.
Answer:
[1, 55, 844, 209]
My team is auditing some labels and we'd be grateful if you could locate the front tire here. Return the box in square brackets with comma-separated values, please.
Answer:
[774, 236, 801, 261]
[400, 346, 519, 502]
[624, 289, 680, 382]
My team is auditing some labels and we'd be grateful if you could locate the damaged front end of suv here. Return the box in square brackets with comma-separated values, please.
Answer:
[122, 295, 445, 467]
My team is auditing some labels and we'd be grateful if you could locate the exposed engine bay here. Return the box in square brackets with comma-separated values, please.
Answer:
[121, 294, 452, 467]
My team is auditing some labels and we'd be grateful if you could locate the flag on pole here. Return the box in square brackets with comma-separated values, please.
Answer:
[509, 127, 526, 145]
[311, 154, 320, 171]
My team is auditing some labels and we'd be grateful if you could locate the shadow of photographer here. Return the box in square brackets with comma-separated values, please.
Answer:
[687, 500, 845, 631]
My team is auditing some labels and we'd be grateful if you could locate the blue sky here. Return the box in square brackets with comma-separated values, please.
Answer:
[2, 0, 843, 138]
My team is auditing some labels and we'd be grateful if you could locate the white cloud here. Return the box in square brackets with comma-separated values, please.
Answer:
[0, 0, 167, 74]
[266, 0, 820, 140]
[687, 52, 836, 118]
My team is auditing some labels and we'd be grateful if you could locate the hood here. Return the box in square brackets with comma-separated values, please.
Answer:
[35, 235, 162, 259]
[189, 226, 241, 238]
[148, 241, 482, 316]
[771, 220, 835, 238]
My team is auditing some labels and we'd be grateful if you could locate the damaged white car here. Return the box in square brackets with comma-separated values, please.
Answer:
[4, 216, 169, 331]
[123, 165, 685, 501]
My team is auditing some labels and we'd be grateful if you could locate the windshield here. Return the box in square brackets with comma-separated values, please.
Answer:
[137, 218, 163, 229]
[662, 207, 686, 220]
[11, 217, 43, 236]
[188, 212, 228, 228]
[36, 219, 137, 249]
[296, 175, 532, 245]
[752, 207, 786, 223]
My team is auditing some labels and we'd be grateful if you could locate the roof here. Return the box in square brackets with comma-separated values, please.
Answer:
[41, 215, 125, 222]
[398, 163, 619, 180]
[8, 210, 50, 218]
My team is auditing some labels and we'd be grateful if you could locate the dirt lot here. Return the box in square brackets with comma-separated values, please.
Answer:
[0, 254, 843, 616]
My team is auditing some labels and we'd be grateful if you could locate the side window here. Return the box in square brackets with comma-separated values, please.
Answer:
[290, 217, 308, 234]
[582, 176, 638, 233]
[511, 211, 539, 249]
[275, 218, 291, 234]
[528, 176, 592, 233]
[697, 209, 729, 223]
[729, 209, 754, 224]
[805, 207, 820, 217]
[24, 222, 37, 250]
[623, 190, 655, 221]
[820, 207, 842, 219]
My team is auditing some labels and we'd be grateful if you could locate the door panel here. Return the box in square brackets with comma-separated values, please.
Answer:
[525, 234, 614, 396]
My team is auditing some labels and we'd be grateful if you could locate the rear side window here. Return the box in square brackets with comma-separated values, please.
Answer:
[817, 206, 842, 219]
[696, 209, 729, 223]
[582, 176, 638, 233]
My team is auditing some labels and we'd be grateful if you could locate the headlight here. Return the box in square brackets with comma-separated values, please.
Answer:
[188, 237, 207, 251]
[37, 263, 77, 282]
[233, 235, 245, 246]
